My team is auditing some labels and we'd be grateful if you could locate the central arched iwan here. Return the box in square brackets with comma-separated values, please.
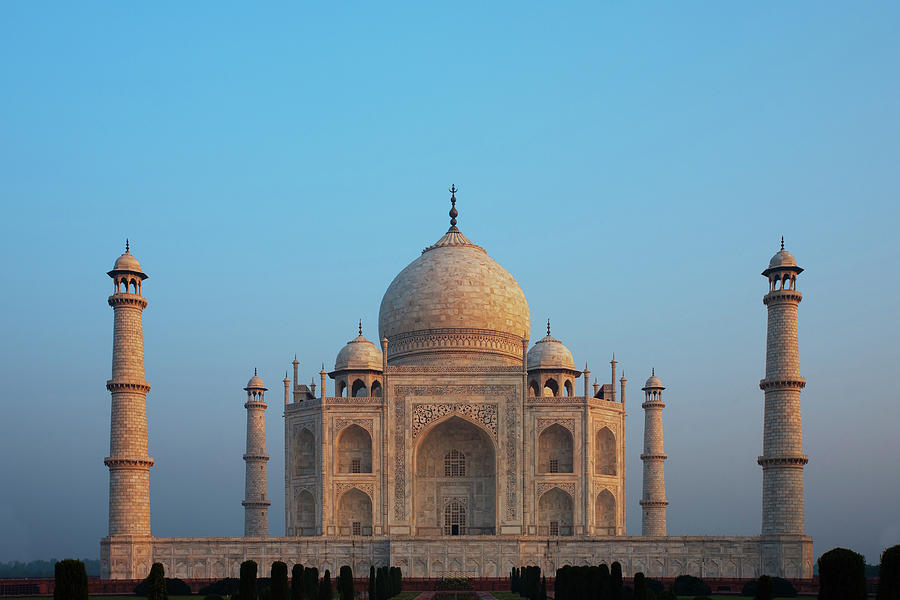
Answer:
[413, 415, 496, 535]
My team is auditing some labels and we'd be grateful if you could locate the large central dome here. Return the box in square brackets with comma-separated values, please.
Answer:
[378, 194, 530, 366]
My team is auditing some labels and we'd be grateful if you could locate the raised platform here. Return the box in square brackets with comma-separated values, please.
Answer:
[101, 534, 812, 580]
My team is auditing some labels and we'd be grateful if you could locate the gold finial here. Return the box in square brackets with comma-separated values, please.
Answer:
[781, 236, 784, 251]
[359, 320, 363, 336]
[546, 318, 551, 336]
[125, 238, 130, 253]
[449, 184, 459, 228]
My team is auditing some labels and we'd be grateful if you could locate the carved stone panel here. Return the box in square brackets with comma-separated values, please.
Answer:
[335, 418, 373, 435]
[537, 418, 576, 434]
[411, 403, 498, 438]
[336, 482, 374, 500]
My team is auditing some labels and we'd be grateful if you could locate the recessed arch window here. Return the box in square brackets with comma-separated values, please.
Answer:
[444, 449, 466, 477]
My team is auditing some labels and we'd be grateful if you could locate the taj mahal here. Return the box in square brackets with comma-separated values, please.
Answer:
[100, 188, 813, 581]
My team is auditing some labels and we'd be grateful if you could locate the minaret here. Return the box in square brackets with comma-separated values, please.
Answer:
[283, 372, 290, 406]
[105, 241, 154, 537]
[759, 239, 807, 535]
[243, 369, 270, 536]
[640, 369, 668, 536]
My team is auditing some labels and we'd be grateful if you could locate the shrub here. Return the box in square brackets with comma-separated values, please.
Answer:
[368, 566, 375, 600]
[879, 545, 900, 600]
[754, 574, 773, 600]
[199, 578, 240, 597]
[673, 575, 710, 597]
[55, 559, 89, 600]
[271, 562, 289, 600]
[240, 560, 258, 600]
[818, 547, 866, 600]
[204, 596, 224, 600]
[436, 578, 472, 590]
[644, 577, 664, 598]
[741, 575, 796, 598]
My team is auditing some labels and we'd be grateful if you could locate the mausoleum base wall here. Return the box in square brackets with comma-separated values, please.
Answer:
[101, 534, 812, 580]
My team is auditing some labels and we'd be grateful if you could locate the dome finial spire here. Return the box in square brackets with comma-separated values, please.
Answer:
[254, 367, 257, 376]
[547, 318, 551, 336]
[125, 238, 130, 253]
[358, 319, 363, 336]
[781, 236, 784, 251]
[448, 184, 459, 230]
[652, 367, 655, 376]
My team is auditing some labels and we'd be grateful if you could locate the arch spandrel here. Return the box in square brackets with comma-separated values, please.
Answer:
[411, 403, 499, 440]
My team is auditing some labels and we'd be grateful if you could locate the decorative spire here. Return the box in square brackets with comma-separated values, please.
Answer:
[125, 238, 130, 253]
[449, 184, 458, 230]
[652, 367, 655, 376]
[547, 318, 551, 336]
[359, 320, 363, 336]
[781, 236, 784, 251]
[254, 367, 257, 376]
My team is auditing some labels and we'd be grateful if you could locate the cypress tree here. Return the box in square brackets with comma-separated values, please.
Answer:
[632, 572, 647, 600]
[147, 563, 168, 600]
[610, 562, 623, 600]
[539, 575, 547, 600]
[375, 567, 385, 600]
[291, 564, 304, 600]
[240, 561, 258, 600]
[598, 563, 610, 600]
[391, 566, 401, 597]
[879, 545, 900, 600]
[54, 559, 88, 600]
[819, 548, 866, 600]
[338, 566, 353, 600]
[306, 567, 319, 600]
[318, 570, 332, 600]
[271, 562, 289, 600]
[368, 566, 375, 600]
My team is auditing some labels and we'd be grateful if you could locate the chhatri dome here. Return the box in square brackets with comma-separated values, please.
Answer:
[245, 368, 266, 390]
[334, 323, 384, 371]
[107, 240, 147, 278]
[527, 320, 576, 371]
[643, 368, 663, 390]
[378, 186, 531, 366]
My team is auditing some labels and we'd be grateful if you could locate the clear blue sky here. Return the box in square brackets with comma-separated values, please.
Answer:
[1, 2, 898, 566]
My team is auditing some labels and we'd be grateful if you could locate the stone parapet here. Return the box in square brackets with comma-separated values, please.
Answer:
[101, 534, 812, 580]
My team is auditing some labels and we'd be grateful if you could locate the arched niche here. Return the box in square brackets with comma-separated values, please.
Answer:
[294, 427, 316, 477]
[538, 424, 573, 473]
[337, 488, 372, 536]
[337, 424, 372, 473]
[414, 415, 496, 535]
[294, 489, 316, 536]
[595, 489, 616, 535]
[538, 487, 574, 536]
[594, 427, 617, 475]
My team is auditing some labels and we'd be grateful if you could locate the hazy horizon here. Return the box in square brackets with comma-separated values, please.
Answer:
[1, 2, 898, 567]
